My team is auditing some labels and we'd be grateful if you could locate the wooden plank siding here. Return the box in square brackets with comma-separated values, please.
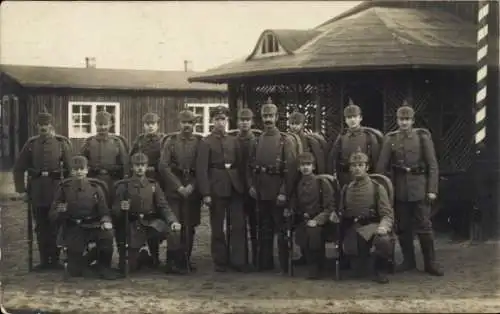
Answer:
[24, 88, 228, 152]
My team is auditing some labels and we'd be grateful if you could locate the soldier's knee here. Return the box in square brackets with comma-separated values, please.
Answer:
[373, 235, 394, 258]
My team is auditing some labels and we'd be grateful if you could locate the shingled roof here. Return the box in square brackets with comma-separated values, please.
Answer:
[1, 64, 227, 92]
[189, 5, 475, 84]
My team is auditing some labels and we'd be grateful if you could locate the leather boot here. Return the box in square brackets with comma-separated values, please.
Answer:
[147, 239, 160, 268]
[165, 250, 187, 275]
[418, 234, 444, 276]
[371, 256, 389, 284]
[97, 250, 120, 280]
[277, 240, 289, 275]
[396, 234, 416, 272]
[306, 249, 321, 280]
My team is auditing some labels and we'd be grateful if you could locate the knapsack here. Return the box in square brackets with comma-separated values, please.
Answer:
[337, 127, 383, 161]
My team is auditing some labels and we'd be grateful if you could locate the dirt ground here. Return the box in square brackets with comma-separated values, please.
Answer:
[0, 196, 499, 313]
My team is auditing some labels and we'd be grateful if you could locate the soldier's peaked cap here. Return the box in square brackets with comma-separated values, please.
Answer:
[70, 155, 88, 169]
[131, 152, 149, 164]
[210, 106, 229, 119]
[289, 111, 306, 124]
[397, 101, 415, 118]
[95, 111, 112, 124]
[178, 110, 197, 122]
[349, 147, 369, 164]
[142, 112, 160, 123]
[36, 112, 53, 125]
[238, 108, 254, 119]
[298, 152, 315, 164]
[344, 98, 362, 117]
[261, 97, 278, 114]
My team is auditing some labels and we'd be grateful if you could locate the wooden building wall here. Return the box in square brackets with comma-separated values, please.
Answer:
[24, 88, 228, 152]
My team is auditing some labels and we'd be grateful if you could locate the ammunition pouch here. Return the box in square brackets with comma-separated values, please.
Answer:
[67, 216, 101, 228]
[343, 215, 379, 227]
[391, 164, 427, 175]
[210, 163, 236, 170]
[128, 212, 159, 222]
[28, 169, 63, 180]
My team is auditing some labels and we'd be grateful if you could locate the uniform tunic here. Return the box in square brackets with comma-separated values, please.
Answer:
[130, 132, 166, 182]
[342, 175, 393, 257]
[112, 176, 179, 249]
[293, 174, 335, 250]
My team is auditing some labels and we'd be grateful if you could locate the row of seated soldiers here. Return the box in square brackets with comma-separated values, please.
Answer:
[12, 99, 443, 282]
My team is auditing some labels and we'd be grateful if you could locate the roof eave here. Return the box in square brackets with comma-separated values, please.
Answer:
[188, 63, 476, 84]
[21, 83, 227, 92]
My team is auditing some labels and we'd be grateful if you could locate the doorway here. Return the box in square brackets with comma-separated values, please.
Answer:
[346, 83, 385, 132]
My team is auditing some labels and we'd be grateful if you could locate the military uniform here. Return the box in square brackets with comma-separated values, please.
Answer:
[13, 112, 72, 269]
[129, 112, 166, 265]
[130, 113, 166, 184]
[159, 110, 203, 270]
[231, 108, 259, 267]
[328, 104, 381, 187]
[340, 151, 394, 284]
[49, 156, 117, 279]
[288, 112, 326, 174]
[113, 153, 184, 274]
[249, 103, 298, 272]
[376, 105, 443, 276]
[80, 111, 130, 192]
[196, 106, 248, 272]
[291, 153, 335, 279]
[80, 111, 130, 266]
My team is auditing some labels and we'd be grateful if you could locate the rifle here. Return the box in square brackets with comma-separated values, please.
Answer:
[179, 183, 192, 273]
[57, 161, 69, 281]
[26, 174, 33, 272]
[123, 184, 130, 277]
[285, 207, 294, 277]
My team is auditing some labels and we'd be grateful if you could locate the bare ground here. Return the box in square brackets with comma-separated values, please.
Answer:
[0, 197, 499, 313]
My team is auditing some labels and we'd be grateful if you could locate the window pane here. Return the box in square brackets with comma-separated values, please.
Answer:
[72, 114, 81, 124]
[195, 125, 203, 133]
[81, 105, 91, 115]
[81, 114, 91, 124]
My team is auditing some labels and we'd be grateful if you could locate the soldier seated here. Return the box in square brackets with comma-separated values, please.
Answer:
[49, 155, 119, 280]
[332, 149, 394, 284]
[287, 152, 335, 280]
[113, 153, 185, 275]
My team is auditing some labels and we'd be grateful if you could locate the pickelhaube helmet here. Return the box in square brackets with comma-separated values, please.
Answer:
[260, 97, 278, 114]
[288, 111, 306, 124]
[298, 152, 315, 164]
[237, 108, 254, 119]
[70, 155, 88, 169]
[349, 147, 369, 164]
[210, 106, 229, 119]
[95, 111, 112, 124]
[131, 152, 149, 165]
[343, 98, 362, 117]
[397, 100, 415, 118]
[36, 112, 53, 125]
[142, 112, 160, 123]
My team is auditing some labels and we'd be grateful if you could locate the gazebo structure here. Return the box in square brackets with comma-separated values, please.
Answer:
[189, 1, 500, 239]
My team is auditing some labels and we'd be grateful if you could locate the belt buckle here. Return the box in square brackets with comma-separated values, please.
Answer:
[139, 214, 144, 219]
[76, 219, 82, 224]
[224, 163, 232, 169]
[354, 217, 359, 223]
[261, 166, 267, 172]
[99, 169, 108, 175]
[41, 171, 49, 177]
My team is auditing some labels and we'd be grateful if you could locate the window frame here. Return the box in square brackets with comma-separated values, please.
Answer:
[67, 101, 121, 138]
[185, 103, 229, 136]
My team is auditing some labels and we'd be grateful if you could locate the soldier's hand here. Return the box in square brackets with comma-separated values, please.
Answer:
[56, 203, 67, 213]
[283, 208, 292, 218]
[376, 226, 388, 234]
[185, 184, 194, 195]
[171, 222, 182, 232]
[276, 194, 286, 205]
[249, 186, 257, 199]
[427, 193, 437, 202]
[120, 200, 130, 211]
[177, 186, 188, 197]
[102, 222, 113, 230]
[306, 219, 318, 227]
[330, 212, 340, 223]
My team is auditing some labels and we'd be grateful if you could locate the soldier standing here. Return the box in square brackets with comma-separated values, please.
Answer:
[113, 153, 185, 275]
[288, 111, 326, 174]
[376, 105, 443, 276]
[249, 102, 298, 274]
[228, 108, 260, 267]
[288, 152, 335, 279]
[80, 110, 130, 269]
[49, 155, 118, 279]
[196, 106, 250, 273]
[13, 112, 72, 270]
[335, 150, 394, 284]
[159, 110, 203, 272]
[327, 102, 381, 187]
[129, 112, 166, 266]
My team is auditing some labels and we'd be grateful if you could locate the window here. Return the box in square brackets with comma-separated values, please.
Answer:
[68, 101, 120, 138]
[185, 103, 229, 136]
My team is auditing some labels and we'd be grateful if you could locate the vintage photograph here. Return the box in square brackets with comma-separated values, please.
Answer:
[0, 1, 499, 313]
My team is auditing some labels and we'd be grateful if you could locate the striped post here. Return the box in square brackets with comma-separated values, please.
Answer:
[475, 1, 490, 150]
[471, 1, 491, 242]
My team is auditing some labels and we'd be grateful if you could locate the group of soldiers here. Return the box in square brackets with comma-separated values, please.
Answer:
[12, 98, 444, 284]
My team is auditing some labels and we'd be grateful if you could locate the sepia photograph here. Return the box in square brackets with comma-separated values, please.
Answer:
[0, 0, 499, 313]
